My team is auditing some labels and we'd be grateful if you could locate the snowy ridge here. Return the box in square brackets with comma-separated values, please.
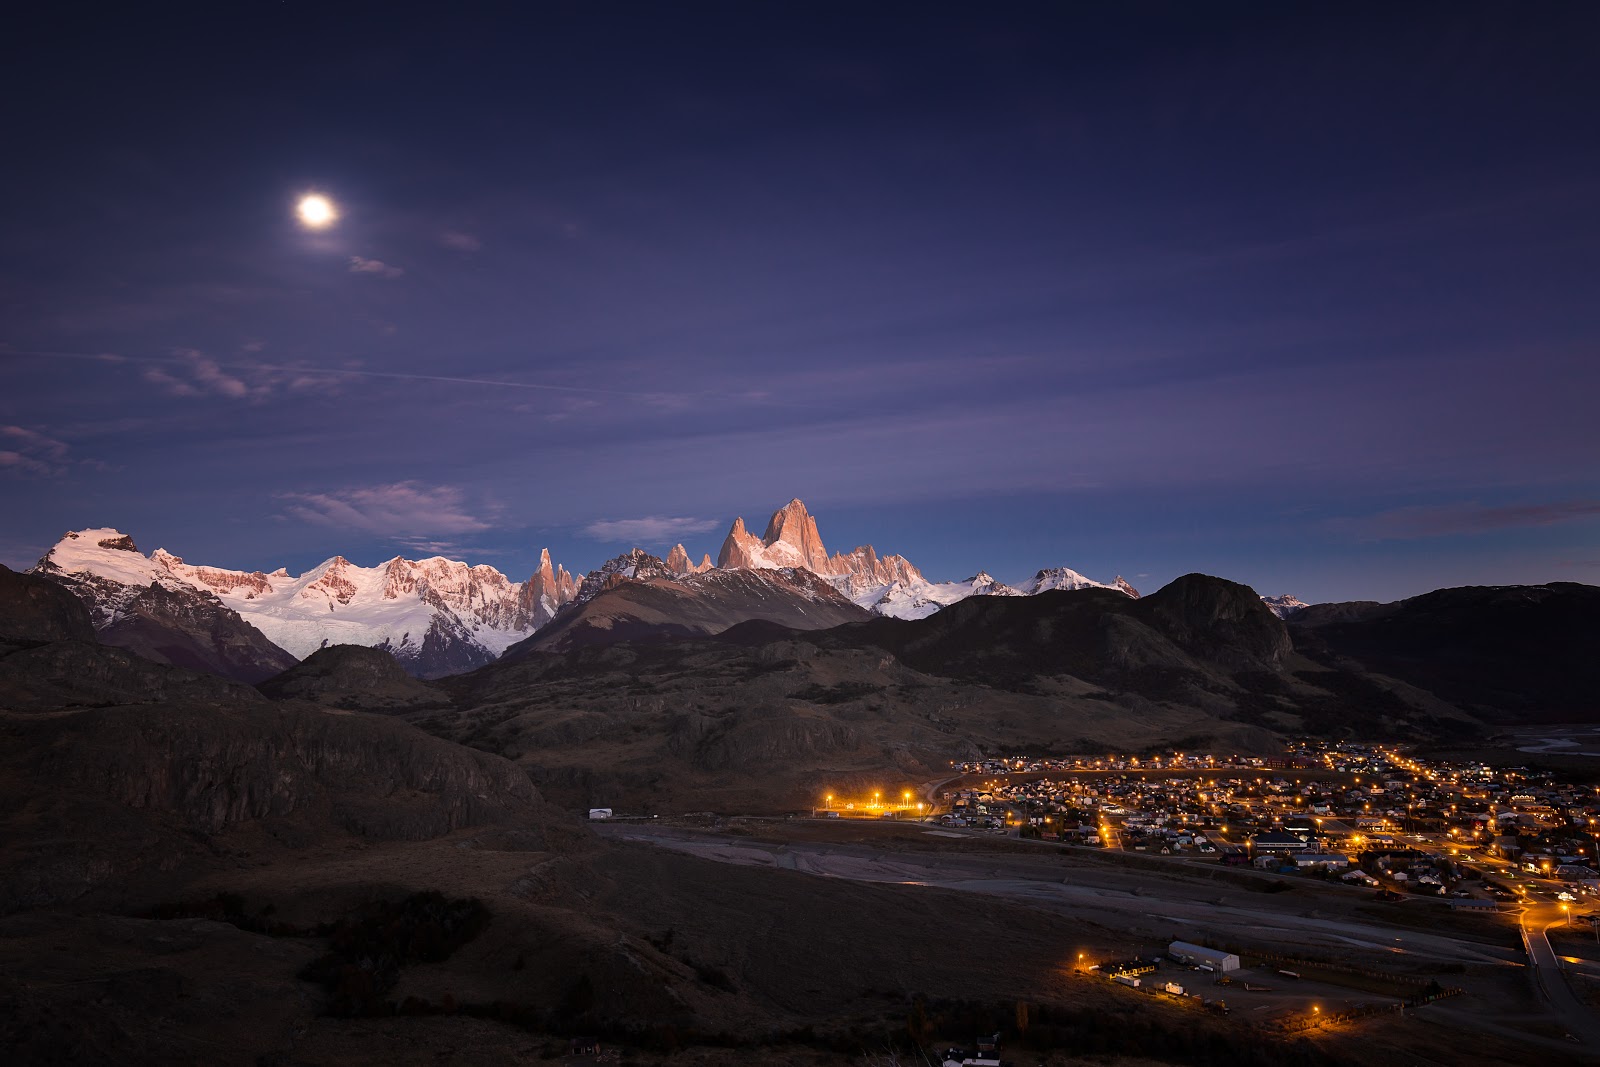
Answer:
[828, 570, 1024, 621]
[1261, 593, 1311, 618]
[713, 500, 1134, 621]
[1019, 566, 1116, 595]
[33, 500, 1142, 675]
[31, 528, 578, 677]
[35, 528, 204, 626]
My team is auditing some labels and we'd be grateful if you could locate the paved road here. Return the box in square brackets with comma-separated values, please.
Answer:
[1521, 905, 1600, 1048]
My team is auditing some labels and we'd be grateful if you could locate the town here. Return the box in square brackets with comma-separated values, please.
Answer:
[936, 742, 1600, 908]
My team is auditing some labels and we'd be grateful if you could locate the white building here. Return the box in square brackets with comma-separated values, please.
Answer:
[1167, 941, 1240, 972]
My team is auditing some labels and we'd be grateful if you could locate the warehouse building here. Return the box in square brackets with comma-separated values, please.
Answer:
[1167, 941, 1240, 972]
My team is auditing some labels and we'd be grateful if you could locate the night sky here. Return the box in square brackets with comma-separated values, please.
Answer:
[4, 3, 1597, 603]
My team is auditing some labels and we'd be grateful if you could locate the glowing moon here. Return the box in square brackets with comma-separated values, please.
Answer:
[296, 194, 337, 229]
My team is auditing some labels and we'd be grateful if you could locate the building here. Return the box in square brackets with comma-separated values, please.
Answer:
[1295, 853, 1351, 870]
[1448, 898, 1499, 911]
[1251, 831, 1312, 853]
[1557, 865, 1600, 889]
[1167, 941, 1240, 972]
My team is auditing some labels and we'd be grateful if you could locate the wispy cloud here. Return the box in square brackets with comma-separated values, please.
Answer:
[0, 425, 71, 476]
[394, 538, 462, 556]
[441, 231, 481, 252]
[16, 348, 807, 409]
[1350, 499, 1600, 540]
[140, 348, 339, 401]
[280, 481, 493, 537]
[144, 347, 263, 399]
[349, 256, 404, 279]
[581, 516, 720, 543]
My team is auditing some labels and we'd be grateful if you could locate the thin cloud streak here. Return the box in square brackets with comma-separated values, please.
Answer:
[582, 516, 720, 543]
[6, 349, 826, 409]
[1349, 500, 1600, 541]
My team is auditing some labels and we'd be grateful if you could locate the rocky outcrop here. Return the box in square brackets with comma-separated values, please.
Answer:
[760, 498, 831, 571]
[374, 613, 502, 678]
[717, 499, 923, 584]
[716, 516, 767, 569]
[151, 549, 276, 598]
[0, 565, 95, 649]
[571, 549, 678, 605]
[707, 497, 1141, 623]
[97, 581, 301, 683]
[1135, 573, 1293, 673]
[665, 544, 713, 575]
[515, 548, 578, 628]
[824, 545, 924, 585]
[507, 566, 872, 655]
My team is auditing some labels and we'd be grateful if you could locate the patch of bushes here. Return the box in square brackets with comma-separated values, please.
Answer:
[788, 681, 883, 704]
[298, 891, 490, 1017]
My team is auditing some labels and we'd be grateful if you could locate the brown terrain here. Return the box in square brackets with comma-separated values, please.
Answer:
[3, 562, 1598, 1065]
[418, 573, 1488, 815]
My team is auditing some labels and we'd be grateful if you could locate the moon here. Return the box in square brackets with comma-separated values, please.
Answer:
[296, 194, 337, 229]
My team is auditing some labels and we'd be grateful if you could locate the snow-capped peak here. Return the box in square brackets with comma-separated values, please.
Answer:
[29, 528, 578, 677]
[1019, 566, 1117, 596]
[36, 528, 169, 590]
[1261, 593, 1310, 618]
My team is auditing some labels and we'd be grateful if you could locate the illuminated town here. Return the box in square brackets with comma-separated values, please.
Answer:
[930, 742, 1600, 901]
[800, 740, 1600, 1057]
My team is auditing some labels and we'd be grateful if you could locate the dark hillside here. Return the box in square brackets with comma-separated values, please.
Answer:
[1290, 582, 1600, 722]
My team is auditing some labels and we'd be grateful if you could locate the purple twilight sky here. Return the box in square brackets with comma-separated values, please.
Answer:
[2, 3, 1597, 604]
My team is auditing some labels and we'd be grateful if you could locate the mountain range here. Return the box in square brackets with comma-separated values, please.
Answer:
[1, 561, 1329, 1067]
[27, 499, 1180, 679]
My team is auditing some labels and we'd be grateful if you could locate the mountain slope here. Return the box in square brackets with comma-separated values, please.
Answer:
[429, 573, 1414, 813]
[1290, 582, 1600, 722]
[256, 644, 449, 711]
[831, 570, 1024, 620]
[804, 574, 1292, 692]
[713, 497, 1130, 621]
[31, 530, 298, 683]
[0, 566, 566, 912]
[506, 557, 872, 655]
[29, 529, 579, 680]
